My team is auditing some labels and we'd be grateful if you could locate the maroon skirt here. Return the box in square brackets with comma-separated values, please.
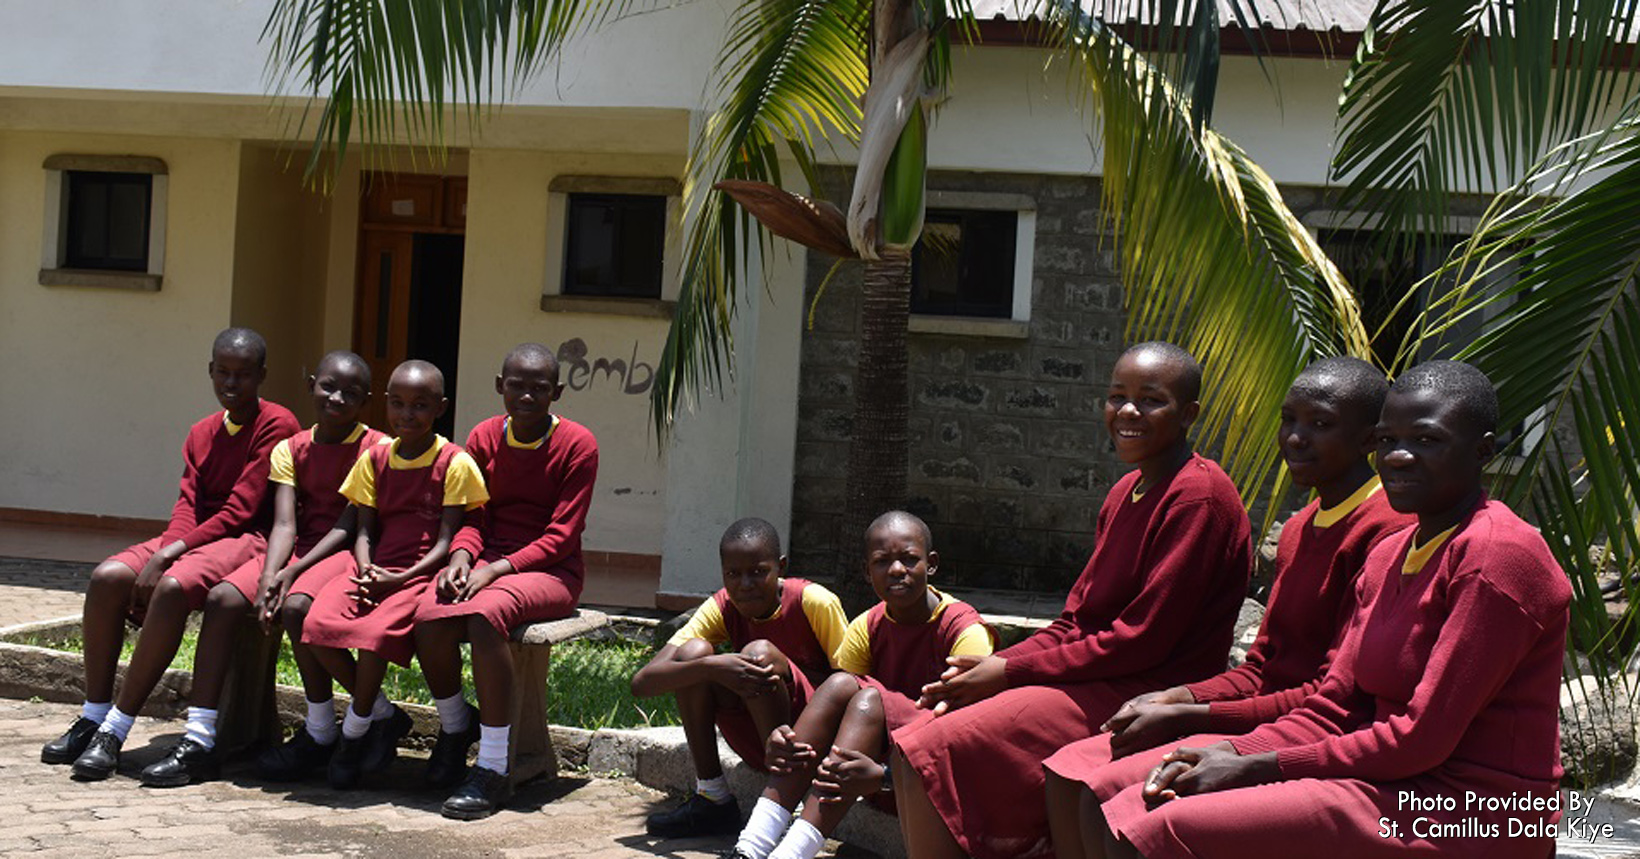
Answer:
[113, 533, 266, 621]
[299, 554, 432, 666]
[891, 678, 1151, 859]
[1102, 752, 1559, 859]
[1044, 730, 1232, 801]
[416, 565, 578, 636]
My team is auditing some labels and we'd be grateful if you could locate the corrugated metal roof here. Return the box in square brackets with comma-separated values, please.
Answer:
[968, 0, 1377, 35]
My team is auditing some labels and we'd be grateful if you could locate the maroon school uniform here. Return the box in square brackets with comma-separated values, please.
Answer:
[893, 454, 1252, 859]
[110, 402, 299, 615]
[1102, 498, 1569, 859]
[1045, 488, 1412, 799]
[221, 425, 387, 603]
[854, 598, 988, 733]
[420, 414, 598, 635]
[302, 441, 465, 666]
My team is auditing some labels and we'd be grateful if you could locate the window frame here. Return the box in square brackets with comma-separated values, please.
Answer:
[541, 175, 681, 319]
[906, 190, 1036, 339]
[39, 154, 168, 291]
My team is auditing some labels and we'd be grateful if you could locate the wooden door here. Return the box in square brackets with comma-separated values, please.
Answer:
[353, 230, 415, 430]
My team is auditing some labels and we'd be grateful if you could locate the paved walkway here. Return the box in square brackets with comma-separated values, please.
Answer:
[0, 557, 90, 630]
[0, 699, 743, 859]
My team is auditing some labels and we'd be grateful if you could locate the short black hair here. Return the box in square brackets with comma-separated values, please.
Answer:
[502, 342, 561, 381]
[213, 327, 267, 367]
[721, 517, 782, 556]
[866, 510, 933, 552]
[317, 350, 372, 390]
[1290, 356, 1389, 428]
[390, 359, 446, 397]
[1121, 341, 1202, 402]
[1391, 360, 1499, 436]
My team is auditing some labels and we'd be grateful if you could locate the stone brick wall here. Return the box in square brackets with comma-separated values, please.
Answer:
[791, 169, 1129, 593]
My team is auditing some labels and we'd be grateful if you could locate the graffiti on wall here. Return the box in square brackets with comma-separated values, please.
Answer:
[556, 338, 656, 396]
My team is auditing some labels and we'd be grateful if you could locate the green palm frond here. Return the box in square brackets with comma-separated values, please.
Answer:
[1041, 3, 1372, 507]
[1415, 100, 1640, 669]
[1332, 0, 1639, 249]
[263, 0, 622, 184]
[650, 0, 870, 434]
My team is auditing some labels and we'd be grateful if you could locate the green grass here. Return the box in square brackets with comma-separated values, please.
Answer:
[21, 630, 680, 730]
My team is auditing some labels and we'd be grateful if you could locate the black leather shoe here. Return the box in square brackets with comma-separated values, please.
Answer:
[328, 735, 367, 790]
[140, 738, 220, 787]
[441, 765, 512, 820]
[362, 706, 412, 774]
[645, 793, 742, 838]
[42, 717, 101, 765]
[256, 729, 335, 781]
[719, 849, 758, 859]
[71, 731, 123, 780]
[425, 706, 480, 789]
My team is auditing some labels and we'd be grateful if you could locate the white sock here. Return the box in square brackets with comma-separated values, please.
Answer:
[369, 694, 396, 721]
[99, 706, 135, 742]
[734, 796, 794, 859]
[183, 707, 218, 749]
[697, 774, 732, 804]
[475, 723, 509, 775]
[434, 694, 472, 734]
[341, 706, 372, 740]
[769, 819, 826, 859]
[81, 701, 112, 723]
[305, 698, 338, 745]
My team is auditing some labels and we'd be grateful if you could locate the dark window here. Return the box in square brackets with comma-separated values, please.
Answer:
[1316, 229, 1465, 369]
[911, 209, 1017, 318]
[64, 171, 152, 271]
[563, 193, 667, 299]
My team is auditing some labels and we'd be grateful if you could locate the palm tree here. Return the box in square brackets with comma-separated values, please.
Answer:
[260, 1, 1639, 658]
[263, 0, 1367, 613]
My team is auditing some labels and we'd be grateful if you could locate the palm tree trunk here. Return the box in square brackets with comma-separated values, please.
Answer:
[835, 250, 913, 615]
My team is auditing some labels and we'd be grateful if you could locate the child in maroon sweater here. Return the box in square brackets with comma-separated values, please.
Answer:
[1042, 356, 1413, 855]
[414, 343, 599, 819]
[892, 342, 1252, 859]
[301, 360, 488, 790]
[730, 511, 992, 859]
[1095, 361, 1570, 859]
[132, 351, 385, 787]
[631, 518, 848, 839]
[46, 328, 299, 779]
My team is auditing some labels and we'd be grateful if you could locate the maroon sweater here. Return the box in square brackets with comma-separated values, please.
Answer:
[450, 415, 598, 586]
[1231, 498, 1570, 788]
[1001, 454, 1252, 688]
[1191, 489, 1413, 731]
[159, 401, 299, 550]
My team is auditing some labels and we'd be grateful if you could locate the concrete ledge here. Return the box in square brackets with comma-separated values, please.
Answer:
[512, 608, 610, 645]
[540, 294, 676, 319]
[39, 268, 162, 291]
[908, 315, 1029, 339]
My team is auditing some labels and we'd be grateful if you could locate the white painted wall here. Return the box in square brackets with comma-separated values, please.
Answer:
[0, 0, 728, 111]
[0, 131, 243, 519]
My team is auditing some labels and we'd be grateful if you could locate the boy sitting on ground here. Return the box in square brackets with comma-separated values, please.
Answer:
[631, 518, 848, 839]
[728, 510, 991, 859]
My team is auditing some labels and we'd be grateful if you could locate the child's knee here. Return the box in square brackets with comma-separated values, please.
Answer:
[848, 685, 883, 718]
[151, 574, 187, 604]
[467, 615, 504, 645]
[673, 637, 716, 662]
[816, 671, 862, 704]
[281, 595, 313, 636]
[204, 582, 248, 616]
[739, 639, 785, 665]
[89, 561, 136, 593]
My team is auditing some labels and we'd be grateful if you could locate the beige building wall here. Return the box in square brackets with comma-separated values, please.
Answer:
[231, 144, 338, 418]
[0, 130, 243, 520]
[458, 147, 686, 558]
